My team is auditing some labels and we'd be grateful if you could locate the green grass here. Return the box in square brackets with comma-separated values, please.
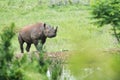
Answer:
[0, 0, 120, 80]
[0, 0, 91, 53]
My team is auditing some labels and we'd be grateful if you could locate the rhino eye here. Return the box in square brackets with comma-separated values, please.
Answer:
[47, 31, 51, 33]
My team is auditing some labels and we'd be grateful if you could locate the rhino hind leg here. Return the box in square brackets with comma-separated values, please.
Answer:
[18, 34, 24, 53]
[26, 43, 31, 52]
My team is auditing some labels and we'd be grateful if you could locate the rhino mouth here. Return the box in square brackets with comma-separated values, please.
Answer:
[48, 34, 56, 38]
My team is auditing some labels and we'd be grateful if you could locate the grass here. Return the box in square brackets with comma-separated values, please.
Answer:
[0, 0, 120, 80]
[0, 0, 90, 53]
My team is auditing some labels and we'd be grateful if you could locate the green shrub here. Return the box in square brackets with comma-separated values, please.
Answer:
[92, 0, 120, 26]
[0, 23, 23, 80]
[37, 41, 63, 80]
[50, 59, 63, 80]
[91, 0, 120, 42]
[35, 41, 49, 74]
[38, 52, 49, 74]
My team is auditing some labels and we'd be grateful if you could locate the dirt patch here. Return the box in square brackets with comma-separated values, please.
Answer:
[15, 50, 70, 62]
[104, 48, 120, 54]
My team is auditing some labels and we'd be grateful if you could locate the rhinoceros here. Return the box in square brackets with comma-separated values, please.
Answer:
[18, 22, 58, 53]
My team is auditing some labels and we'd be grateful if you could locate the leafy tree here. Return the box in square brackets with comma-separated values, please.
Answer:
[91, 0, 120, 42]
[0, 23, 22, 80]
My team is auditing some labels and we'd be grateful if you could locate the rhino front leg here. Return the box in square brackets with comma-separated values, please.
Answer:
[33, 40, 43, 51]
[26, 43, 31, 52]
[33, 40, 39, 50]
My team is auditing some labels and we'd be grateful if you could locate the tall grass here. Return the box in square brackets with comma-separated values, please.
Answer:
[0, 23, 22, 80]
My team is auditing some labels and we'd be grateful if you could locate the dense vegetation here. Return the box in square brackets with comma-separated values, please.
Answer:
[0, 0, 120, 80]
[92, 0, 120, 42]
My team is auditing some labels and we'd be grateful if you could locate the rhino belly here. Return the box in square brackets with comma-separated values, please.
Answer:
[20, 32, 33, 43]
[24, 38, 33, 43]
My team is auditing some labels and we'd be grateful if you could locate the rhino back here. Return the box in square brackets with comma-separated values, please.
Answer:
[19, 23, 44, 43]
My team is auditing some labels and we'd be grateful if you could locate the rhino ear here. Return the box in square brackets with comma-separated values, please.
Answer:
[55, 26, 58, 32]
[43, 23, 46, 29]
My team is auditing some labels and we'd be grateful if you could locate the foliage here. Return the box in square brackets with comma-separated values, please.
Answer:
[50, 59, 63, 80]
[37, 42, 63, 80]
[13, 52, 48, 80]
[38, 52, 49, 74]
[0, 23, 23, 80]
[36, 41, 49, 74]
[0, 23, 15, 61]
[91, 0, 120, 42]
[92, 0, 120, 26]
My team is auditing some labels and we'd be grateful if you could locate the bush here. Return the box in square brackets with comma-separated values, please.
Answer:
[36, 41, 63, 80]
[0, 23, 23, 80]
[91, 0, 120, 42]
[50, 59, 63, 80]
[92, 0, 120, 26]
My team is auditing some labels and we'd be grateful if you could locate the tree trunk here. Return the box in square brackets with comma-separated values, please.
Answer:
[113, 25, 120, 43]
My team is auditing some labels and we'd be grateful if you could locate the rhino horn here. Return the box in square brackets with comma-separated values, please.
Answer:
[55, 26, 58, 33]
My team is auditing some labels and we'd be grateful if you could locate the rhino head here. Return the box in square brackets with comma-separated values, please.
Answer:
[43, 23, 58, 38]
